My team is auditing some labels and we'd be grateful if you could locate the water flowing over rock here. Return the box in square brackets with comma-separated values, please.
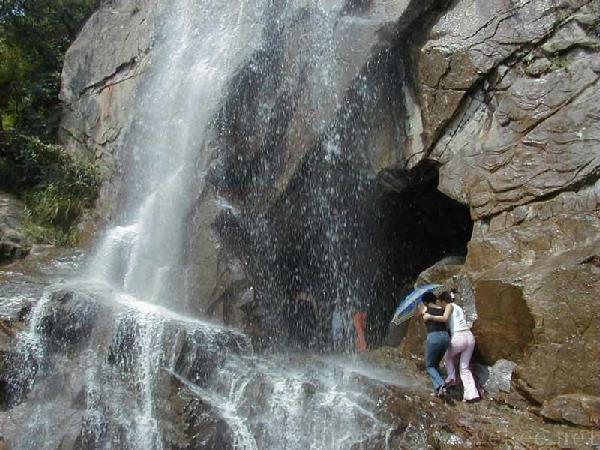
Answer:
[3, 1, 462, 448]
[1, 0, 599, 447]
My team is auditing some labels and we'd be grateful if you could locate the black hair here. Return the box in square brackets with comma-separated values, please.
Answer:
[439, 291, 453, 303]
[422, 292, 437, 305]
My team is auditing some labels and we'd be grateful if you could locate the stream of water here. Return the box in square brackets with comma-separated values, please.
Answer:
[1, 1, 411, 448]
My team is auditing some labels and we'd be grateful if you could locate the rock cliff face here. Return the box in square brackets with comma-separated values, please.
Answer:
[61, 0, 599, 427]
[60, 0, 159, 215]
[411, 0, 600, 421]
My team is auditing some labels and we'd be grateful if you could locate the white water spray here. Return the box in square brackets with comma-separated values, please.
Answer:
[3, 1, 406, 449]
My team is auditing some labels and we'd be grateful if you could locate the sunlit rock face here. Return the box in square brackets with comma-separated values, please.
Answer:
[409, 0, 600, 413]
[59, 0, 600, 427]
[60, 0, 160, 218]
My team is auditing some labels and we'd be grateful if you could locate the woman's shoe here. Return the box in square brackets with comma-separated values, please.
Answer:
[444, 379, 456, 389]
[435, 386, 447, 398]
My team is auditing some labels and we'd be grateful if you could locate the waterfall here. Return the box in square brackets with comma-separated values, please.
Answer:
[87, 0, 267, 308]
[2, 1, 407, 449]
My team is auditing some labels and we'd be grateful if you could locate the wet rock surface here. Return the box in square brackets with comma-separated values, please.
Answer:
[0, 193, 31, 264]
[53, 0, 600, 445]
[1, 269, 599, 448]
[0, 279, 254, 449]
[0, 248, 85, 411]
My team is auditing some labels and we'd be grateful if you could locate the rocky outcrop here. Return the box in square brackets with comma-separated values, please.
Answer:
[0, 193, 31, 263]
[60, 0, 600, 430]
[0, 282, 253, 448]
[60, 0, 159, 216]
[461, 204, 600, 403]
[541, 394, 600, 428]
[389, 0, 600, 425]
[412, 0, 600, 258]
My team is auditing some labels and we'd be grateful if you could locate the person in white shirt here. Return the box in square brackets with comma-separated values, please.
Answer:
[423, 290, 480, 402]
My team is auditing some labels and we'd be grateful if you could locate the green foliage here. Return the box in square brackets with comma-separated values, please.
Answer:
[1, 134, 100, 245]
[22, 218, 81, 247]
[0, 133, 96, 189]
[0, 0, 100, 139]
[550, 54, 571, 72]
[0, 0, 100, 245]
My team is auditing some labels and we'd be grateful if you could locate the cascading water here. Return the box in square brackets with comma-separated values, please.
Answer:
[2, 1, 416, 449]
[87, 0, 268, 308]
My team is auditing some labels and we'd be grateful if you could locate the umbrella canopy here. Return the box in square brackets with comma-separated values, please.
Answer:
[391, 284, 441, 325]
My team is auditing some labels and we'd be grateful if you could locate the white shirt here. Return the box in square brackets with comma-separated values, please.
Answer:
[449, 303, 470, 335]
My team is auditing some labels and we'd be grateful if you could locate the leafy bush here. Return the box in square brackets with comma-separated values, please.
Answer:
[1, 134, 100, 245]
[0, 1, 101, 245]
[1, 0, 100, 140]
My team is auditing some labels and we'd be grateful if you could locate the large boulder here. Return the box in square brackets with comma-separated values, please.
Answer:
[471, 280, 534, 365]
[462, 182, 600, 403]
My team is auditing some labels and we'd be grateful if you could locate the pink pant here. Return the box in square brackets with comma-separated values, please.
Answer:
[445, 330, 480, 401]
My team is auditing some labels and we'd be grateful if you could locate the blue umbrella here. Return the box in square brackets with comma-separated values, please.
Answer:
[391, 284, 441, 325]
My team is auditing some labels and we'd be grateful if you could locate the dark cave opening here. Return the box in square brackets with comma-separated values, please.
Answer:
[215, 161, 473, 351]
[365, 164, 474, 346]
[207, 12, 475, 350]
[272, 162, 473, 350]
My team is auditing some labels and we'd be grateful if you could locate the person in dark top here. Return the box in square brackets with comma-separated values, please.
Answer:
[418, 292, 450, 396]
[424, 290, 481, 402]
